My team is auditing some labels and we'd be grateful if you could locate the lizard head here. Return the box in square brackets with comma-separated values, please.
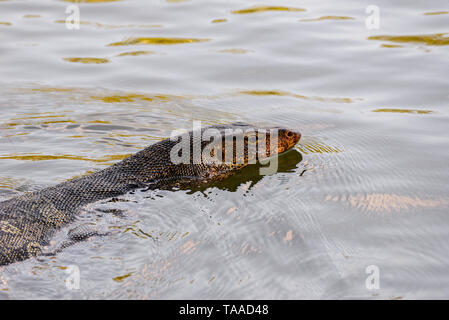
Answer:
[141, 123, 301, 188]
[272, 127, 302, 155]
[195, 123, 301, 180]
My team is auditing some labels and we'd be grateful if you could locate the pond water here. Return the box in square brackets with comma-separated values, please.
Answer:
[0, 0, 448, 299]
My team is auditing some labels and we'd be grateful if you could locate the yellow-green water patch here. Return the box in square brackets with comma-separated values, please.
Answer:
[108, 37, 210, 46]
[231, 6, 305, 14]
[3, 122, 39, 128]
[39, 120, 76, 125]
[31, 88, 74, 93]
[63, 0, 122, 3]
[140, 135, 165, 141]
[63, 57, 110, 64]
[0, 177, 25, 190]
[12, 115, 67, 120]
[2, 132, 30, 138]
[54, 20, 92, 26]
[117, 51, 154, 57]
[300, 16, 354, 22]
[23, 15, 41, 18]
[212, 19, 227, 23]
[55, 266, 68, 270]
[113, 272, 133, 282]
[239, 90, 354, 103]
[0, 153, 131, 163]
[381, 44, 403, 48]
[368, 33, 449, 46]
[111, 133, 140, 138]
[90, 93, 180, 103]
[88, 120, 111, 124]
[372, 108, 433, 114]
[65, 170, 97, 181]
[423, 11, 448, 15]
[240, 90, 289, 96]
[0, 22, 12, 26]
[90, 94, 154, 103]
[297, 143, 343, 155]
[219, 48, 253, 54]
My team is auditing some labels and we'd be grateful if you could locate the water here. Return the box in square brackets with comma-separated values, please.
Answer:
[0, 0, 448, 299]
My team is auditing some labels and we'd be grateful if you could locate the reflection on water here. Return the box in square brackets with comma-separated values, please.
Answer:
[239, 90, 356, 104]
[63, 0, 122, 3]
[219, 48, 253, 54]
[423, 11, 448, 15]
[64, 57, 110, 64]
[117, 51, 154, 57]
[300, 16, 354, 22]
[0, 153, 130, 164]
[191, 149, 303, 193]
[0, 0, 449, 299]
[108, 37, 210, 46]
[23, 15, 41, 19]
[297, 142, 343, 155]
[368, 33, 449, 46]
[211, 19, 227, 24]
[372, 108, 433, 114]
[231, 5, 305, 14]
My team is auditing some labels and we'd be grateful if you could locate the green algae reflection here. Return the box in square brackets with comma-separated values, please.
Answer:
[117, 51, 154, 57]
[423, 11, 448, 16]
[231, 5, 305, 14]
[108, 37, 210, 46]
[211, 19, 228, 23]
[368, 33, 449, 46]
[300, 16, 354, 22]
[372, 109, 433, 114]
[63, 0, 122, 3]
[112, 272, 133, 283]
[64, 57, 110, 64]
[240, 90, 354, 103]
[0, 153, 131, 164]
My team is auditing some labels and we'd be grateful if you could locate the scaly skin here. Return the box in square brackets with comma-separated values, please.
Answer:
[0, 124, 300, 266]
